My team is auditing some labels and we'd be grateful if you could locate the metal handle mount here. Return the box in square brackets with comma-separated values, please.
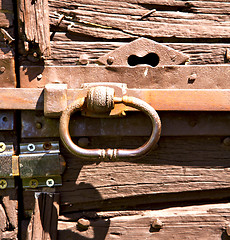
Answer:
[59, 86, 161, 160]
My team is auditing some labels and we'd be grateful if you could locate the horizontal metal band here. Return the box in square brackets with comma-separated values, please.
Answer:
[20, 65, 230, 89]
[1, 88, 230, 112]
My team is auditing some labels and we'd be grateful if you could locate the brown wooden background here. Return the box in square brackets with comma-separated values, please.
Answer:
[2, 0, 230, 239]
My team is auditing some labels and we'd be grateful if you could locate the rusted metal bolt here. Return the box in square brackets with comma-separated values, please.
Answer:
[151, 218, 163, 229]
[35, 122, 42, 129]
[188, 73, 197, 84]
[77, 218, 90, 231]
[37, 74, 42, 80]
[0, 142, 6, 153]
[78, 138, 90, 148]
[79, 54, 89, 65]
[0, 179, 7, 189]
[107, 56, 114, 65]
[43, 142, 52, 150]
[223, 137, 230, 146]
[0, 66, 5, 73]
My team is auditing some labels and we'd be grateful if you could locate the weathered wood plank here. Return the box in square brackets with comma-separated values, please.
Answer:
[18, 0, 51, 57]
[0, 0, 14, 28]
[58, 203, 230, 239]
[0, 190, 18, 239]
[50, 15, 230, 40]
[48, 0, 230, 39]
[27, 192, 59, 240]
[0, 42, 14, 59]
[22, 136, 230, 212]
[47, 40, 230, 65]
[50, 4, 230, 26]
[49, 0, 230, 15]
[0, 14, 13, 28]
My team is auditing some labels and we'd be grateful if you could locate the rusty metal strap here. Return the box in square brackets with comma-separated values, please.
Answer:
[1, 88, 230, 112]
[20, 65, 230, 89]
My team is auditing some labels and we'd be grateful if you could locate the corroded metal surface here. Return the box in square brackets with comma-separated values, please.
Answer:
[19, 142, 64, 188]
[0, 111, 14, 130]
[59, 89, 161, 160]
[1, 88, 230, 112]
[97, 38, 189, 66]
[0, 58, 16, 88]
[44, 83, 67, 117]
[20, 111, 230, 138]
[20, 65, 230, 89]
[86, 86, 115, 113]
[0, 143, 15, 188]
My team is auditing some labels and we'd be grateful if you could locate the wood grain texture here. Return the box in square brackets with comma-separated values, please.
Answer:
[0, 190, 18, 239]
[57, 203, 230, 240]
[18, 0, 51, 57]
[22, 136, 230, 212]
[0, 0, 14, 28]
[48, 0, 230, 39]
[47, 39, 230, 65]
[26, 192, 59, 240]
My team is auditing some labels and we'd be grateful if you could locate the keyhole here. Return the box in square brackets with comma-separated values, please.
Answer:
[128, 53, 159, 67]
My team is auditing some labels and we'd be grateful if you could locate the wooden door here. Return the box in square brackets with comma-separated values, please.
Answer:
[2, 0, 230, 239]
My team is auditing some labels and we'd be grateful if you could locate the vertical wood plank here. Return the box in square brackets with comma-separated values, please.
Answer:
[17, 0, 51, 58]
[27, 192, 60, 240]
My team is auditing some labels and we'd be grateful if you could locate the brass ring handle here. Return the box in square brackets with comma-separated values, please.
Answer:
[59, 91, 161, 160]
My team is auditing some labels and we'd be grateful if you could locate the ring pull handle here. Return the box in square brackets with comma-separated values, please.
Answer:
[59, 86, 161, 160]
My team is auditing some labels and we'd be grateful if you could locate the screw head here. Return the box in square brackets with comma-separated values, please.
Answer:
[29, 179, 38, 188]
[77, 218, 90, 231]
[27, 143, 35, 152]
[79, 54, 89, 65]
[107, 56, 114, 65]
[0, 67, 5, 73]
[0, 142, 6, 153]
[188, 73, 197, 84]
[46, 178, 55, 187]
[0, 179, 7, 189]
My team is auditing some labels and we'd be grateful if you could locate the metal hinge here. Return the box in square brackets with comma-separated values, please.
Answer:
[0, 141, 65, 189]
